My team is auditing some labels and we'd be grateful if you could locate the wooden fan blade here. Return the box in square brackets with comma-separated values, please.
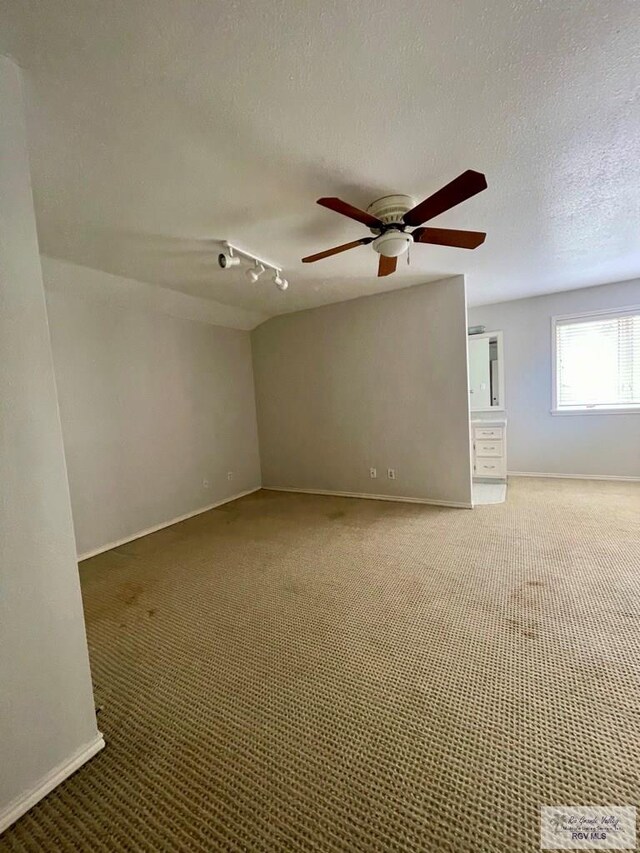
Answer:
[403, 170, 487, 227]
[317, 197, 383, 229]
[412, 227, 486, 249]
[302, 238, 373, 263]
[378, 254, 397, 277]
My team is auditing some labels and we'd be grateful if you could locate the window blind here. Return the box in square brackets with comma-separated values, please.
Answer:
[555, 309, 640, 409]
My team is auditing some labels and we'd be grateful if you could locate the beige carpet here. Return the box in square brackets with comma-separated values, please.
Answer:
[2, 478, 640, 852]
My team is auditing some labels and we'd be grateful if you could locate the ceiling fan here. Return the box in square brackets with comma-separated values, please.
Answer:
[302, 170, 487, 277]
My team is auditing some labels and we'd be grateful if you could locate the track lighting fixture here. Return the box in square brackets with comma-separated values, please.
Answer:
[218, 242, 288, 292]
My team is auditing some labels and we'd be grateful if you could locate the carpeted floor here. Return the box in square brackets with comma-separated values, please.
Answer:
[2, 478, 640, 852]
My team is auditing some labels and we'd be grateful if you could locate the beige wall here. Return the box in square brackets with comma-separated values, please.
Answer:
[469, 278, 640, 478]
[252, 277, 472, 506]
[43, 257, 262, 557]
[0, 58, 100, 831]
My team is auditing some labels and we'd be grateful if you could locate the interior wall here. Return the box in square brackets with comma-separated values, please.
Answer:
[0, 57, 101, 832]
[42, 257, 262, 558]
[468, 278, 640, 478]
[252, 277, 472, 506]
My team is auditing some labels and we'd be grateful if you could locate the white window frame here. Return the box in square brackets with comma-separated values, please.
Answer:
[551, 305, 640, 415]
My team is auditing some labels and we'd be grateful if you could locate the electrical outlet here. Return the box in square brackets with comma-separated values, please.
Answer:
[227, 471, 234, 481]
[387, 468, 396, 480]
[369, 467, 377, 479]
[202, 479, 210, 489]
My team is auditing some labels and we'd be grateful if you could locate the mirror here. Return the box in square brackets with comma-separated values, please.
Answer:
[468, 331, 504, 411]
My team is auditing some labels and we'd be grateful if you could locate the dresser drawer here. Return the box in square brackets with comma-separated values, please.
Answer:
[474, 426, 503, 440]
[475, 440, 503, 458]
[474, 458, 506, 478]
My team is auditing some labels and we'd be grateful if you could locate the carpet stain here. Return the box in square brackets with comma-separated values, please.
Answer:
[506, 616, 538, 640]
[120, 581, 144, 606]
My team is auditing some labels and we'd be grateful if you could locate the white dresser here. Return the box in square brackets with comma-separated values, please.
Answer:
[471, 418, 507, 481]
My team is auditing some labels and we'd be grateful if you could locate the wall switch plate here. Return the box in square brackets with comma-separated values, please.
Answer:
[227, 472, 233, 480]
[202, 479, 210, 489]
[387, 468, 396, 480]
[369, 468, 377, 478]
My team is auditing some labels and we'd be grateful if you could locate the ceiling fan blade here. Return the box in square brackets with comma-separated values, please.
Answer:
[317, 197, 383, 229]
[302, 237, 373, 263]
[403, 170, 487, 227]
[412, 227, 486, 249]
[378, 254, 397, 277]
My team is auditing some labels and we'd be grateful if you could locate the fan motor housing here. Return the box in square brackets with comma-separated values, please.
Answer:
[366, 194, 415, 230]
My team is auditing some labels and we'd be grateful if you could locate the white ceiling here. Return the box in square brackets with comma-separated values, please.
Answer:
[2, 0, 639, 318]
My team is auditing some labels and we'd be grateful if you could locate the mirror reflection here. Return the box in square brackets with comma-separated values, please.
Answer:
[468, 331, 504, 411]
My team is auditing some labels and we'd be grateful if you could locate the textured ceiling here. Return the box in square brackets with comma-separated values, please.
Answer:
[1, 0, 639, 318]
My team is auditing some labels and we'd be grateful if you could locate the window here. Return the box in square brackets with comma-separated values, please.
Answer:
[552, 307, 640, 413]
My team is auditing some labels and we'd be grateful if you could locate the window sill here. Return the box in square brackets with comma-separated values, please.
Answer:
[551, 407, 640, 416]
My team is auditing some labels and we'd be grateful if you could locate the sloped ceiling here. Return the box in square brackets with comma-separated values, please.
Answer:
[1, 0, 638, 318]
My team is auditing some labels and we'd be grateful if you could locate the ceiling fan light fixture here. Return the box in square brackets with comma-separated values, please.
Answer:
[302, 170, 487, 277]
[372, 229, 412, 258]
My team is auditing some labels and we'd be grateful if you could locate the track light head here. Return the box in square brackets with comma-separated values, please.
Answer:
[246, 262, 265, 283]
[218, 252, 240, 269]
[273, 271, 288, 291]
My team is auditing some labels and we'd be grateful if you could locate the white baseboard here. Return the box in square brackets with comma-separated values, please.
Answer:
[508, 471, 640, 482]
[78, 487, 262, 561]
[0, 732, 105, 835]
[264, 486, 473, 509]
